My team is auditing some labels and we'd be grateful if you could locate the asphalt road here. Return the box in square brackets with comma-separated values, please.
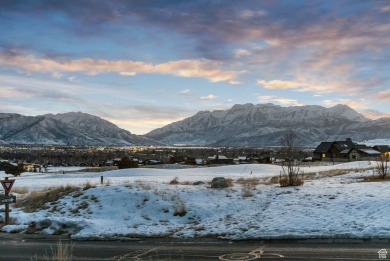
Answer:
[0, 238, 389, 260]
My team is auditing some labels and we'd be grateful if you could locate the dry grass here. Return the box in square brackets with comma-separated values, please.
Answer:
[138, 182, 152, 191]
[11, 187, 29, 194]
[269, 176, 280, 184]
[82, 181, 96, 190]
[279, 175, 304, 187]
[225, 178, 234, 187]
[14, 185, 79, 213]
[172, 197, 187, 217]
[241, 183, 255, 197]
[305, 167, 375, 179]
[236, 177, 261, 186]
[362, 175, 390, 182]
[236, 178, 260, 197]
[169, 177, 179, 185]
[32, 240, 74, 261]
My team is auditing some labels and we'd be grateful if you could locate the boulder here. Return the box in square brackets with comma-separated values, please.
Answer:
[193, 181, 205, 185]
[211, 177, 228, 188]
[36, 219, 52, 231]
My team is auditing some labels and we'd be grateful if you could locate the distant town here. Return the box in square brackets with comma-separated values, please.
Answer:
[1, 138, 389, 173]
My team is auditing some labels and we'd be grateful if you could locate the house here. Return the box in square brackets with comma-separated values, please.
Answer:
[313, 142, 333, 161]
[313, 138, 382, 162]
[234, 156, 251, 164]
[208, 155, 234, 165]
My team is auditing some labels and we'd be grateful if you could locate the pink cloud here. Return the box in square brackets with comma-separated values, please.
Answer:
[0, 53, 239, 84]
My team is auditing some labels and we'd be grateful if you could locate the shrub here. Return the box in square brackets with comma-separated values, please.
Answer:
[169, 177, 179, 185]
[172, 196, 187, 217]
[1, 162, 24, 176]
[241, 183, 254, 197]
[279, 173, 304, 187]
[117, 157, 138, 169]
[279, 131, 304, 187]
[376, 154, 390, 179]
[173, 201, 187, 217]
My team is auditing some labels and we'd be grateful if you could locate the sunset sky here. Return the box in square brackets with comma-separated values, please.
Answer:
[1, 0, 390, 134]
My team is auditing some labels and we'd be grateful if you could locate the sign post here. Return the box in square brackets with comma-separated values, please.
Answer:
[1, 177, 15, 225]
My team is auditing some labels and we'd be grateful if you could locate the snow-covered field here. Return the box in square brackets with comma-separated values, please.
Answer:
[1, 161, 388, 240]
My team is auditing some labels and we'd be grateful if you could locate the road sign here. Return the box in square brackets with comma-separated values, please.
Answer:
[0, 195, 16, 205]
[1, 179, 15, 194]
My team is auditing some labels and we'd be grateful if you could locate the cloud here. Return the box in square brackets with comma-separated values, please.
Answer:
[0, 52, 239, 84]
[322, 99, 369, 110]
[51, 72, 62, 79]
[257, 80, 305, 90]
[256, 77, 374, 97]
[200, 94, 217, 100]
[257, 95, 303, 106]
[375, 89, 390, 101]
[238, 10, 267, 20]
[234, 48, 251, 57]
[154, 59, 239, 83]
[381, 5, 390, 12]
[0, 86, 32, 98]
[119, 72, 137, 77]
[178, 89, 191, 95]
[360, 109, 390, 119]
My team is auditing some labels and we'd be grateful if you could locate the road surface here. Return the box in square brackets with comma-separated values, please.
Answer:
[0, 238, 389, 260]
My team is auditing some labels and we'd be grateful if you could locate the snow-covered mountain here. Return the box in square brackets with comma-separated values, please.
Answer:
[0, 112, 161, 146]
[145, 103, 390, 146]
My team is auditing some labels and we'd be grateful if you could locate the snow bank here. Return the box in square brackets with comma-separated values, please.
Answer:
[1, 162, 389, 239]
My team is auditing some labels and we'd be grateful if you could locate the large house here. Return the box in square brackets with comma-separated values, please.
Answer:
[314, 138, 382, 162]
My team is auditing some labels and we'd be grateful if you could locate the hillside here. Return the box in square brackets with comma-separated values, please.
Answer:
[0, 112, 160, 146]
[145, 103, 390, 146]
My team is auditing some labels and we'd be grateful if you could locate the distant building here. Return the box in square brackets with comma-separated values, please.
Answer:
[314, 138, 382, 162]
[208, 155, 234, 165]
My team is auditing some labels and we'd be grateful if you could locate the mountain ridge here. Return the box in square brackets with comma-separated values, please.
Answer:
[0, 112, 161, 146]
[145, 103, 389, 146]
[1, 104, 389, 146]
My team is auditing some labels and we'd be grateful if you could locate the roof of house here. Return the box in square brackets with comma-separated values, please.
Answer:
[314, 142, 333, 153]
[358, 148, 381, 155]
[373, 145, 390, 153]
[333, 140, 355, 151]
[208, 155, 229, 160]
[340, 148, 353, 154]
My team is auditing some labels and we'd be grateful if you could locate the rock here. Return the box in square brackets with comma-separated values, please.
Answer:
[211, 177, 228, 188]
[193, 181, 205, 185]
[52, 221, 81, 235]
[36, 219, 52, 231]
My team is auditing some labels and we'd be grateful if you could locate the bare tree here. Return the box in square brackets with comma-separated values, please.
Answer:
[376, 154, 390, 179]
[279, 131, 304, 187]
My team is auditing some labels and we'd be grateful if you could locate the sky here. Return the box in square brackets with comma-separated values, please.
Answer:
[1, 0, 390, 134]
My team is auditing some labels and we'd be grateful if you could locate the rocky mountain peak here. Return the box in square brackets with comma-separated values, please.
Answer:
[145, 103, 386, 146]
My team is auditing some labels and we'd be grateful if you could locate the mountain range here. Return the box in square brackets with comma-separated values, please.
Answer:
[145, 103, 390, 146]
[0, 112, 160, 146]
[1, 104, 390, 146]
